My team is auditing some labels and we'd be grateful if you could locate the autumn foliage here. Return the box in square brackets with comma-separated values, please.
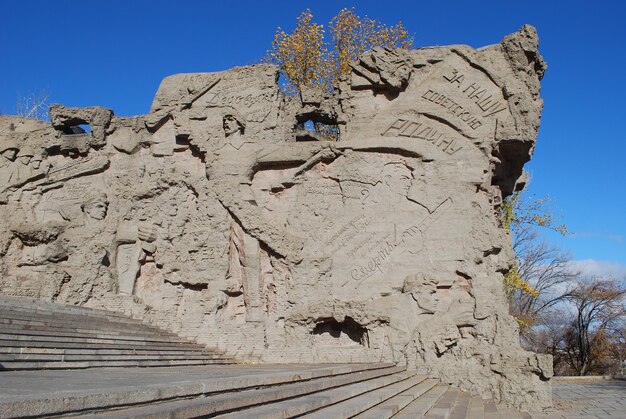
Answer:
[266, 9, 412, 94]
[502, 190, 626, 375]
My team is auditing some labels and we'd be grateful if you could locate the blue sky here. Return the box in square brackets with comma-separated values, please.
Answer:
[1, 0, 625, 278]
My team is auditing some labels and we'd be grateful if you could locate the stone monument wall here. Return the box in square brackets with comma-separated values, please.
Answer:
[0, 26, 552, 409]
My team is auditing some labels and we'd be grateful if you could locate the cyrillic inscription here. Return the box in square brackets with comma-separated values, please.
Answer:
[442, 68, 507, 117]
[421, 90, 483, 130]
[382, 118, 463, 155]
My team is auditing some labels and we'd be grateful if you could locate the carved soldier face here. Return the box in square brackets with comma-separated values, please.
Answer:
[17, 155, 32, 165]
[30, 156, 43, 169]
[394, 63, 412, 81]
[84, 198, 108, 220]
[1, 148, 18, 162]
[383, 163, 413, 197]
[223, 115, 243, 137]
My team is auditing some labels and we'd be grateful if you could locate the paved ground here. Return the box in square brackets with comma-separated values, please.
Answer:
[531, 379, 626, 418]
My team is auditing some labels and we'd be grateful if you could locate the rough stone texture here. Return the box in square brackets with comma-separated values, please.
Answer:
[0, 26, 551, 409]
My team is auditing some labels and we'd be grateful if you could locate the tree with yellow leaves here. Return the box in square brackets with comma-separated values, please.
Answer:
[329, 8, 412, 84]
[502, 190, 575, 335]
[266, 8, 412, 94]
[267, 10, 328, 95]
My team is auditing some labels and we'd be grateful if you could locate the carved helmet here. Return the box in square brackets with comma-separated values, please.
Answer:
[0, 140, 19, 154]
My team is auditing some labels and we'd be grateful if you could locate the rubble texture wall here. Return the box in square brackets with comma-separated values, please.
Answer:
[0, 26, 552, 409]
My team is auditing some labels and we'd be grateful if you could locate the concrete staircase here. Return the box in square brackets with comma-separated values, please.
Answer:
[0, 296, 232, 370]
[0, 363, 533, 418]
[0, 296, 533, 418]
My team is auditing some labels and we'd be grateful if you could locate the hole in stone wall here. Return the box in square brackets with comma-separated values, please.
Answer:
[294, 111, 339, 142]
[61, 123, 92, 135]
[312, 317, 369, 347]
[101, 254, 110, 267]
[303, 120, 315, 131]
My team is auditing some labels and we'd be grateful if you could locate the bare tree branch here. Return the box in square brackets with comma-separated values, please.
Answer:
[16, 91, 50, 122]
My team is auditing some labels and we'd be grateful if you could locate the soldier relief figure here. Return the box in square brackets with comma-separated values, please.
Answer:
[54, 192, 114, 304]
[81, 193, 108, 221]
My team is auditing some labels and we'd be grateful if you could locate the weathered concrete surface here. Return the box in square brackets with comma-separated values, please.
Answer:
[530, 379, 626, 419]
[0, 25, 550, 409]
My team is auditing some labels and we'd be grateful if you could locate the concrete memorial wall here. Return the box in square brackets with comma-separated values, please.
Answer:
[0, 26, 552, 408]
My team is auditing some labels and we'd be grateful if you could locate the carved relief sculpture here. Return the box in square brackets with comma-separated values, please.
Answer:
[0, 26, 551, 409]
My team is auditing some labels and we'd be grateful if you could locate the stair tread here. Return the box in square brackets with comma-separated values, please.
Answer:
[0, 359, 233, 370]
[393, 384, 448, 418]
[84, 365, 405, 418]
[466, 395, 486, 419]
[302, 373, 425, 419]
[354, 377, 438, 418]
[0, 353, 223, 361]
[448, 391, 472, 419]
[0, 347, 217, 355]
[0, 328, 191, 342]
[424, 387, 461, 419]
[0, 298, 227, 371]
[0, 364, 393, 417]
[0, 333, 199, 346]
[216, 371, 417, 418]
[0, 320, 174, 335]
[0, 340, 211, 351]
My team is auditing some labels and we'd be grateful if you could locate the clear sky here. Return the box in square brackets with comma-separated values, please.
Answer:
[1, 0, 625, 279]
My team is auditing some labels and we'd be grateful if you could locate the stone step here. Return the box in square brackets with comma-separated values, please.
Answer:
[393, 384, 448, 417]
[0, 324, 166, 343]
[448, 391, 471, 419]
[424, 387, 460, 418]
[0, 363, 395, 417]
[0, 310, 167, 335]
[0, 315, 172, 340]
[0, 358, 234, 370]
[484, 399, 501, 419]
[0, 315, 169, 335]
[0, 297, 228, 370]
[302, 373, 428, 418]
[0, 352, 224, 362]
[0, 340, 217, 354]
[0, 296, 130, 319]
[0, 305, 141, 326]
[491, 405, 533, 419]
[465, 395, 485, 419]
[85, 365, 405, 418]
[0, 325, 194, 344]
[392, 385, 533, 419]
[0, 347, 220, 357]
[0, 332, 200, 347]
[217, 370, 419, 418]
[353, 377, 439, 418]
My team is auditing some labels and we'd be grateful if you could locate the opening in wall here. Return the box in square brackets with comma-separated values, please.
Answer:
[294, 111, 339, 142]
[311, 317, 369, 347]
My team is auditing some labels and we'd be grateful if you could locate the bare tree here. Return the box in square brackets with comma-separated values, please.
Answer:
[563, 278, 626, 375]
[526, 307, 571, 374]
[16, 91, 50, 121]
[510, 224, 578, 329]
